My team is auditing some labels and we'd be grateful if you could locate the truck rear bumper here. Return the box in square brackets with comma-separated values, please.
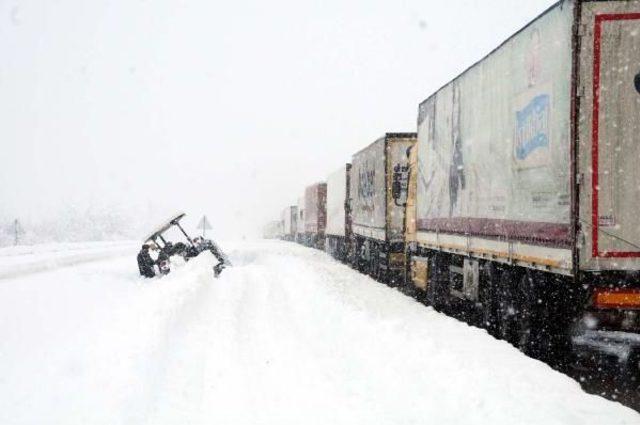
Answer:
[572, 329, 640, 372]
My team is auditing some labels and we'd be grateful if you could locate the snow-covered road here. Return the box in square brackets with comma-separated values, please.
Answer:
[0, 240, 638, 425]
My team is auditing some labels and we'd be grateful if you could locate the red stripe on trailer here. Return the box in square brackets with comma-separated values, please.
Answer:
[599, 251, 640, 258]
[591, 14, 601, 258]
[417, 218, 571, 247]
[591, 12, 640, 258]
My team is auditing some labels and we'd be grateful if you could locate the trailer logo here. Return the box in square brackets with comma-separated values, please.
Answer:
[358, 166, 376, 211]
[514, 93, 550, 166]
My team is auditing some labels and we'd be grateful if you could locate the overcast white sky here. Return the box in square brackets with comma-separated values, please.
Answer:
[0, 0, 557, 239]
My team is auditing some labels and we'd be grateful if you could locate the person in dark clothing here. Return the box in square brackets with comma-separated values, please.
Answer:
[156, 248, 171, 275]
[137, 244, 156, 278]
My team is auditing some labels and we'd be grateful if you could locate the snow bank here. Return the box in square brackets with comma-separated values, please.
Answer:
[0, 241, 137, 279]
[0, 240, 637, 425]
[0, 250, 217, 425]
[190, 242, 639, 425]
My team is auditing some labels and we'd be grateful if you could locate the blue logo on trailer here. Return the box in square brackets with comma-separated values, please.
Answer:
[515, 94, 549, 160]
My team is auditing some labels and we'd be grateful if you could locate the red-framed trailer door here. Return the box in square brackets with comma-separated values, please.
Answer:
[579, 1, 640, 270]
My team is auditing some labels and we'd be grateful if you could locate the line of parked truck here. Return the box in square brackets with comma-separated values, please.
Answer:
[264, 0, 640, 386]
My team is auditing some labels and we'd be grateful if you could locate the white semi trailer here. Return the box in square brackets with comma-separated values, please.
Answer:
[281, 205, 298, 241]
[351, 133, 416, 285]
[325, 163, 352, 262]
[406, 0, 640, 378]
[296, 195, 305, 244]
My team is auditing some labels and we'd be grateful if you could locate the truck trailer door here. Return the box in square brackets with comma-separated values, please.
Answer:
[579, 1, 640, 269]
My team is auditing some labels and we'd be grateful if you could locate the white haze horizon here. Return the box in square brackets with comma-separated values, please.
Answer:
[1, 0, 557, 244]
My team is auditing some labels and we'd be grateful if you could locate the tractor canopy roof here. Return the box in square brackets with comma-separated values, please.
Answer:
[143, 212, 187, 243]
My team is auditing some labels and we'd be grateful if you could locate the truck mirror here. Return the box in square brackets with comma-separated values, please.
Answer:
[635, 72, 640, 94]
[392, 166, 408, 206]
[392, 178, 403, 201]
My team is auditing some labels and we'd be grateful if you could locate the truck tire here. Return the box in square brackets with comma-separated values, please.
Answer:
[514, 272, 539, 356]
[427, 254, 449, 312]
[498, 270, 544, 357]
[479, 263, 500, 337]
[497, 269, 520, 346]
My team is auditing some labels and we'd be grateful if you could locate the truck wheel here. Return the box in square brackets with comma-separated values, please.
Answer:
[499, 271, 545, 357]
[425, 255, 438, 307]
[497, 269, 520, 346]
[356, 239, 367, 273]
[427, 254, 449, 312]
[380, 249, 391, 286]
[479, 263, 499, 336]
[514, 272, 539, 356]
[370, 243, 378, 278]
[545, 280, 577, 367]
[376, 247, 387, 283]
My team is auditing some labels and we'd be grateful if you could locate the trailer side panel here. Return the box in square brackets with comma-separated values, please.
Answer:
[416, 1, 574, 272]
[304, 183, 327, 236]
[351, 138, 386, 241]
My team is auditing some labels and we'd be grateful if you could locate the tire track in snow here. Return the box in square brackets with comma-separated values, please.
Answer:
[4, 241, 635, 425]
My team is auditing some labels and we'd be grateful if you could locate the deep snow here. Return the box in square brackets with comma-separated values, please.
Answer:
[0, 241, 136, 279]
[0, 240, 638, 425]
